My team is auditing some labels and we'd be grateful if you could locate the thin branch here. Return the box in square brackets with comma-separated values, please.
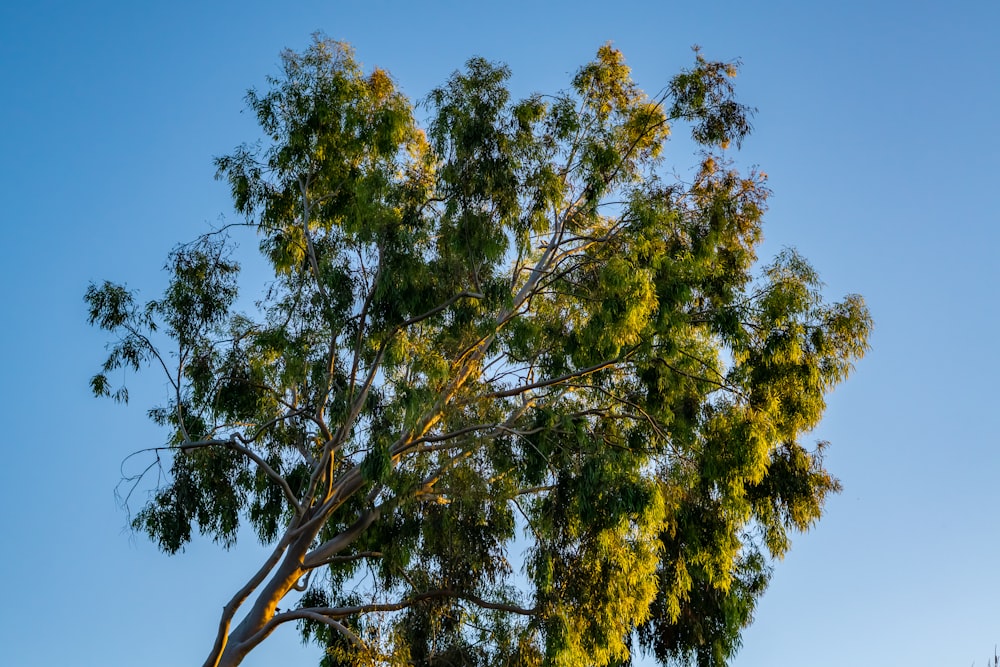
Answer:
[177, 438, 303, 515]
[299, 175, 329, 305]
[396, 290, 484, 329]
[279, 589, 537, 622]
[308, 551, 384, 568]
[247, 610, 368, 655]
[347, 248, 382, 400]
[484, 355, 628, 399]
[653, 357, 741, 396]
[515, 485, 555, 497]
[511, 496, 544, 543]
[407, 422, 502, 448]
[566, 382, 672, 443]
[302, 506, 381, 567]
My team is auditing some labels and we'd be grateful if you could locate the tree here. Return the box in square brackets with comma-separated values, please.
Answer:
[87, 36, 871, 667]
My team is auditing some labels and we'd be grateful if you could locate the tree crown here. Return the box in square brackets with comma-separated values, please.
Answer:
[88, 36, 870, 667]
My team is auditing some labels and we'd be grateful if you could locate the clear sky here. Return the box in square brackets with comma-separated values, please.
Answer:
[1, 1, 998, 665]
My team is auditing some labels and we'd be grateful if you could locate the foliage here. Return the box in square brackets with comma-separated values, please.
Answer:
[87, 35, 871, 667]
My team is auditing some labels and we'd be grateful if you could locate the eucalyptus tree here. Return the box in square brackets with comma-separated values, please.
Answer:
[87, 36, 870, 667]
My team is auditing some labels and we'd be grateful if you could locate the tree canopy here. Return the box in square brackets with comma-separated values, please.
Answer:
[87, 36, 871, 667]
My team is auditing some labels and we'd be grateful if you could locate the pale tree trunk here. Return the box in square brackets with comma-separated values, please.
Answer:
[206, 530, 313, 667]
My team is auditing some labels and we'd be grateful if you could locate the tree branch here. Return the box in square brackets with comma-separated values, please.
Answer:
[177, 438, 303, 515]
[201, 530, 298, 667]
[484, 355, 630, 399]
[303, 507, 381, 567]
[274, 589, 537, 625]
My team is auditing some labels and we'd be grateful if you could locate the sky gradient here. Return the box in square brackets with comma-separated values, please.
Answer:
[1, 1, 998, 665]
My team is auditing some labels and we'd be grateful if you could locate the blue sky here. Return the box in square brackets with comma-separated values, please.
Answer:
[1, 1, 998, 665]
